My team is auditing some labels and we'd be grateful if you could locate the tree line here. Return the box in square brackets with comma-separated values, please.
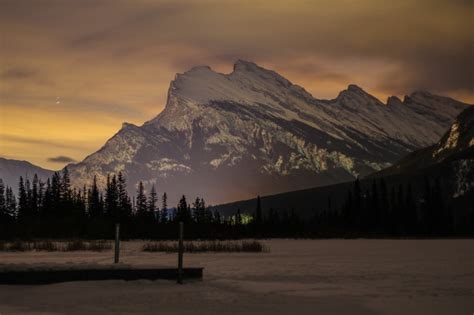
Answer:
[247, 178, 472, 238]
[0, 168, 226, 239]
[308, 178, 473, 237]
[1, 170, 472, 239]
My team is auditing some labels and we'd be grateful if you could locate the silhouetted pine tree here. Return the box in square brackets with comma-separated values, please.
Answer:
[378, 178, 389, 233]
[105, 174, 119, 220]
[60, 167, 72, 205]
[148, 184, 158, 222]
[0, 179, 6, 220]
[235, 209, 242, 225]
[255, 195, 262, 224]
[117, 172, 132, 221]
[161, 192, 168, 223]
[213, 209, 221, 224]
[17, 176, 28, 222]
[404, 183, 417, 235]
[30, 174, 39, 217]
[51, 172, 61, 216]
[88, 175, 103, 218]
[176, 195, 191, 223]
[136, 181, 148, 219]
[353, 178, 362, 232]
[420, 177, 432, 235]
[342, 189, 353, 231]
[192, 197, 206, 224]
[369, 180, 379, 234]
[6, 186, 16, 218]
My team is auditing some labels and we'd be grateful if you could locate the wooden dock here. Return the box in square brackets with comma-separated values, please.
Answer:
[0, 264, 203, 284]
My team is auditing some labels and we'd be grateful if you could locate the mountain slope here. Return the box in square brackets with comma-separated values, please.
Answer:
[370, 106, 474, 198]
[67, 60, 469, 204]
[0, 158, 55, 189]
[213, 106, 474, 218]
[372, 106, 474, 176]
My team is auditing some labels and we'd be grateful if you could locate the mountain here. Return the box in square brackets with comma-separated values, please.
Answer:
[67, 60, 469, 204]
[0, 158, 55, 189]
[212, 107, 474, 219]
[370, 105, 474, 198]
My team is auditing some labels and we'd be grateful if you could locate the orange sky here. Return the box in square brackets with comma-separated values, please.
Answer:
[1, 0, 473, 169]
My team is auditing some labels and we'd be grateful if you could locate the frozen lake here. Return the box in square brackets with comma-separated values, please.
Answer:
[0, 239, 473, 314]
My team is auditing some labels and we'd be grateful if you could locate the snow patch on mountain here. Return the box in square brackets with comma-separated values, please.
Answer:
[453, 159, 474, 198]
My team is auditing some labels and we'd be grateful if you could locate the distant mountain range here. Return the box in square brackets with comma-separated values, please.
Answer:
[0, 158, 54, 189]
[1, 60, 470, 204]
[212, 106, 474, 219]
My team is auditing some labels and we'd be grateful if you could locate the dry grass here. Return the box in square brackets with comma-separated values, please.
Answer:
[143, 240, 269, 253]
[88, 240, 112, 251]
[0, 240, 112, 252]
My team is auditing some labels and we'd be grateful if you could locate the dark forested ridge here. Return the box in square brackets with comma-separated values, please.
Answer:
[1, 167, 473, 239]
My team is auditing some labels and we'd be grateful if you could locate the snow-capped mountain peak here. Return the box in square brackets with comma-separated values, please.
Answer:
[67, 61, 470, 204]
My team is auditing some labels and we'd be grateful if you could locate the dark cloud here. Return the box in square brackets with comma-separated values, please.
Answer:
[1, 68, 36, 80]
[0, 135, 80, 150]
[1, 0, 472, 99]
[47, 156, 76, 163]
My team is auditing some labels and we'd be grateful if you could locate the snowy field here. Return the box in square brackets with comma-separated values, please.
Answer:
[0, 239, 473, 315]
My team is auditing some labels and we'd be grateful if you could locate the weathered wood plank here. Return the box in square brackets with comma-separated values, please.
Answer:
[0, 266, 203, 284]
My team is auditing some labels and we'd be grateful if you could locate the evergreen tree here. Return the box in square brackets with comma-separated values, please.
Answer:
[176, 195, 191, 223]
[161, 192, 168, 223]
[88, 175, 103, 218]
[61, 167, 71, 202]
[353, 178, 362, 232]
[405, 183, 417, 235]
[369, 180, 379, 233]
[148, 184, 158, 221]
[420, 177, 432, 235]
[105, 174, 119, 220]
[51, 172, 61, 215]
[192, 197, 206, 224]
[378, 178, 389, 233]
[255, 195, 262, 224]
[389, 186, 397, 234]
[117, 172, 132, 220]
[25, 178, 31, 215]
[31, 174, 39, 217]
[432, 178, 445, 235]
[267, 208, 277, 226]
[41, 178, 53, 219]
[395, 184, 405, 235]
[38, 178, 45, 213]
[0, 179, 6, 219]
[213, 209, 221, 224]
[342, 190, 353, 230]
[6, 186, 17, 218]
[236, 208, 242, 225]
[18, 176, 28, 221]
[136, 181, 148, 218]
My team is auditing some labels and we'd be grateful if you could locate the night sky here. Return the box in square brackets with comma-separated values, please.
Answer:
[1, 0, 472, 169]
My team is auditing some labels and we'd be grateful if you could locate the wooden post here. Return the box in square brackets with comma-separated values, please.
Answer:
[114, 223, 120, 264]
[177, 222, 184, 284]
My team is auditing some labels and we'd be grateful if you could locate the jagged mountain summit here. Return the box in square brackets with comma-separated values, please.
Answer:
[67, 60, 469, 204]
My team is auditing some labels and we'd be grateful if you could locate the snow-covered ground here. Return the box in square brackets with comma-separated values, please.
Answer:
[0, 239, 473, 314]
